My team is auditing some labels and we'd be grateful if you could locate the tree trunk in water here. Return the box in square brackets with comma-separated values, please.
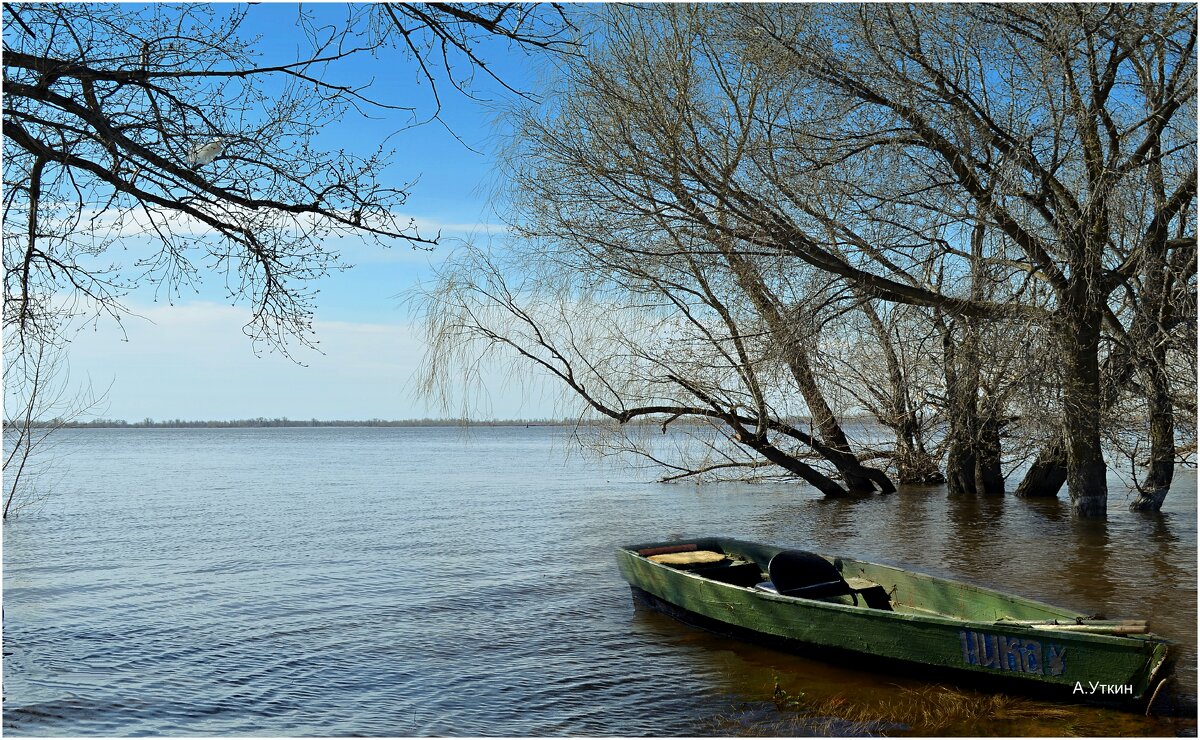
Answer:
[941, 222, 1004, 496]
[895, 418, 945, 485]
[975, 411, 1004, 495]
[1015, 324, 1147, 500]
[940, 314, 1003, 494]
[1126, 243, 1177, 512]
[942, 325, 977, 496]
[1014, 439, 1068, 497]
[790, 342, 881, 492]
[736, 430, 851, 497]
[943, 416, 1004, 495]
[1060, 307, 1108, 517]
[858, 297, 943, 485]
[1130, 359, 1174, 512]
[721, 251, 892, 493]
[945, 437, 977, 495]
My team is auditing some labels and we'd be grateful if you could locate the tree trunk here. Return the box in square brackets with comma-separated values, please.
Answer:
[1060, 305, 1108, 517]
[1015, 322, 1145, 500]
[735, 429, 852, 497]
[1130, 358, 1174, 512]
[858, 296, 944, 485]
[940, 314, 1004, 494]
[895, 418, 945, 485]
[722, 250, 892, 492]
[1126, 240, 1178, 512]
[1014, 438, 1068, 497]
[942, 321, 976, 496]
[789, 341, 881, 492]
[975, 410, 1004, 494]
[945, 437, 978, 495]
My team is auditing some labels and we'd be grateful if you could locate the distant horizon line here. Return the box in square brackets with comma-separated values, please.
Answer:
[10, 414, 881, 430]
[14, 417, 581, 429]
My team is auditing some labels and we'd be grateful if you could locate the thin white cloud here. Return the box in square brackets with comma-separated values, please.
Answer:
[60, 300, 556, 421]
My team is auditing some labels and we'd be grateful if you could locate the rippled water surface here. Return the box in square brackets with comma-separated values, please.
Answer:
[3, 427, 1196, 736]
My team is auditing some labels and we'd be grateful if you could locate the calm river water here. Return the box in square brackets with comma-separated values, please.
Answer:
[3, 427, 1196, 736]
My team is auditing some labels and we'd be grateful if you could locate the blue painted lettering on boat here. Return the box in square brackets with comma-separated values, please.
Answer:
[959, 630, 977, 665]
[977, 631, 999, 667]
[958, 631, 1064, 676]
[999, 635, 1023, 671]
[1022, 639, 1041, 674]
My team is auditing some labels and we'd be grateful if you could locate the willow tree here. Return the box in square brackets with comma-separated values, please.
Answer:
[419, 4, 1194, 516]
[804, 294, 945, 486]
[417, 6, 937, 494]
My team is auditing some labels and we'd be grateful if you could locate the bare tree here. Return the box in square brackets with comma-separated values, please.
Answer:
[3, 3, 573, 355]
[802, 292, 946, 486]
[374, 3, 576, 124]
[738, 3, 1196, 515]
[419, 227, 894, 496]
[418, 4, 1194, 516]
[5, 4, 429, 356]
[2, 2, 576, 515]
[417, 6, 907, 494]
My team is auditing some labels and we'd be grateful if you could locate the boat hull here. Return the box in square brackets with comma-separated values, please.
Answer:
[617, 537, 1172, 706]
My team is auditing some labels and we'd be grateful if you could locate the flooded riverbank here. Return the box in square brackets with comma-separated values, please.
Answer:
[3, 427, 1195, 735]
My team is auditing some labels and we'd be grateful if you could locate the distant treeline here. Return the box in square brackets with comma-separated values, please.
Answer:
[9, 415, 868, 430]
[13, 417, 578, 429]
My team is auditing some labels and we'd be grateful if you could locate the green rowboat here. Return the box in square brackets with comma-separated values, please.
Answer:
[617, 537, 1172, 706]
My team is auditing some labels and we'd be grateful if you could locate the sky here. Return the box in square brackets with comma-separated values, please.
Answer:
[22, 3, 567, 422]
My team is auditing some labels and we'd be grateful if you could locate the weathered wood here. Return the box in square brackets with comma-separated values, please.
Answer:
[1019, 624, 1149, 635]
[618, 536, 1172, 706]
[647, 550, 726, 566]
[997, 619, 1147, 626]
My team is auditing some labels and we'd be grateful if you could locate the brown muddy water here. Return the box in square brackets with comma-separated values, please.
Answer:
[3, 426, 1195, 735]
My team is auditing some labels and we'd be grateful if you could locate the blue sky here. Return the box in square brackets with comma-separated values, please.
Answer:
[55, 3, 563, 421]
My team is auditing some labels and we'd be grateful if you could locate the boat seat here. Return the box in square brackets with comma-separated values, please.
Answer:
[844, 577, 893, 610]
[759, 550, 892, 610]
[646, 550, 728, 567]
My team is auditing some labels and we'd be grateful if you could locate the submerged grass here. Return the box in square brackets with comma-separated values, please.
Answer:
[708, 679, 1082, 737]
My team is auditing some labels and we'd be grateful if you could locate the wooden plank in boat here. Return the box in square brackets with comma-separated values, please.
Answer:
[648, 550, 727, 566]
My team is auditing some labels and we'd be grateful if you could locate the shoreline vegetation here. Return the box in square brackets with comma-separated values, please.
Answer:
[11, 416, 883, 430]
[14, 417, 581, 429]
